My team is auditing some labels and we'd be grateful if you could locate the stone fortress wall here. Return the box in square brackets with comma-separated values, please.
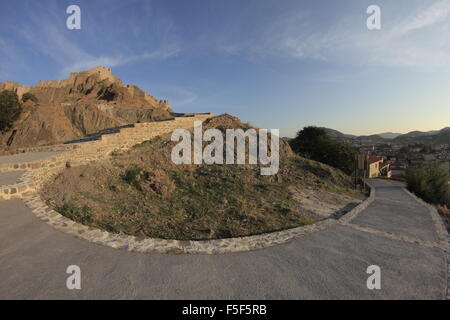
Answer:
[0, 113, 214, 201]
[0, 67, 169, 108]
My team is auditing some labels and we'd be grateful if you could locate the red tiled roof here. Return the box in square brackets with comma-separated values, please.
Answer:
[379, 162, 389, 169]
[368, 155, 383, 164]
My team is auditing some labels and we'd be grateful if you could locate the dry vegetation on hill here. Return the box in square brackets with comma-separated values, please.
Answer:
[41, 114, 365, 240]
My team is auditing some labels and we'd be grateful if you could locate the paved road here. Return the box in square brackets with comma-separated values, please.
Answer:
[0, 171, 25, 186]
[0, 179, 447, 299]
[0, 151, 64, 165]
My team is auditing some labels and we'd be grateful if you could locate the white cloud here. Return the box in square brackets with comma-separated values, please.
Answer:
[392, 0, 450, 35]
[61, 44, 181, 78]
[160, 87, 198, 106]
[2, 1, 181, 80]
[218, 1, 450, 71]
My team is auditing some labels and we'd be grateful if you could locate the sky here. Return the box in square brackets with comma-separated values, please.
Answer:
[0, 0, 449, 137]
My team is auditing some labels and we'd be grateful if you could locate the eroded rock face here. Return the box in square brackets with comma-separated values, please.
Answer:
[0, 66, 173, 149]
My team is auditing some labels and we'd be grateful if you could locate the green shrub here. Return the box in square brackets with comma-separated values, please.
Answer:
[0, 90, 22, 132]
[57, 203, 93, 224]
[406, 163, 450, 206]
[121, 165, 143, 189]
[289, 126, 357, 175]
[21, 92, 38, 103]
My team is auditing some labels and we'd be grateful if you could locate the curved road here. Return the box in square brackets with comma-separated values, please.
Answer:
[0, 178, 447, 299]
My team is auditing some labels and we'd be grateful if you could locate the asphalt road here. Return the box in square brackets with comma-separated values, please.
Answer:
[0, 179, 447, 299]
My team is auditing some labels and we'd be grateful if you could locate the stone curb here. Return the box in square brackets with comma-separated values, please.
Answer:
[0, 154, 69, 173]
[22, 184, 376, 255]
[0, 171, 36, 201]
[338, 183, 376, 224]
[401, 188, 450, 300]
[0, 144, 79, 156]
[2, 113, 376, 255]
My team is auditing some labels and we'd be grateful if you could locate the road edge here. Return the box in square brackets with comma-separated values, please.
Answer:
[402, 187, 450, 300]
[21, 185, 375, 255]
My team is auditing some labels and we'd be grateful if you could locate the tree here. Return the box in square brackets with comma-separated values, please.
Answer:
[21, 92, 38, 103]
[406, 163, 450, 206]
[0, 90, 22, 132]
[289, 126, 357, 174]
[399, 146, 411, 154]
[420, 144, 433, 154]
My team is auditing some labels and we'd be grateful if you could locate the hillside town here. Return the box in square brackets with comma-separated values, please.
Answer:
[357, 141, 450, 179]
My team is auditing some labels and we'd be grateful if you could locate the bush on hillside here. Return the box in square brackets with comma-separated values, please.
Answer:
[289, 126, 357, 175]
[406, 162, 450, 206]
[0, 90, 22, 132]
[21, 92, 38, 103]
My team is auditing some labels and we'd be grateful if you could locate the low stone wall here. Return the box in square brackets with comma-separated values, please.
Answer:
[339, 183, 375, 224]
[0, 157, 68, 173]
[21, 177, 376, 255]
[0, 144, 79, 156]
[1, 114, 213, 196]
[2, 113, 377, 254]
[0, 172, 36, 201]
[28, 113, 214, 188]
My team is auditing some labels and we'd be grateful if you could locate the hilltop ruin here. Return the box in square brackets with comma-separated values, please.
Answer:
[0, 67, 174, 150]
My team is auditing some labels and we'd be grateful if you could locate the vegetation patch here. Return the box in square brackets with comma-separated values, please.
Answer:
[406, 162, 450, 207]
[406, 162, 450, 232]
[437, 205, 450, 233]
[289, 126, 357, 174]
[21, 92, 38, 103]
[0, 90, 22, 132]
[41, 114, 365, 240]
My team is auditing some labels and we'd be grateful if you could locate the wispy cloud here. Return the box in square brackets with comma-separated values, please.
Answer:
[217, 1, 450, 70]
[392, 0, 450, 35]
[61, 44, 181, 78]
[1, 0, 181, 80]
[148, 86, 198, 107]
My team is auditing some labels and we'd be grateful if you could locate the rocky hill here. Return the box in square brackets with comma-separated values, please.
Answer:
[0, 67, 173, 150]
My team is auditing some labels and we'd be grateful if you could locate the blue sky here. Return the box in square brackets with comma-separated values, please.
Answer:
[1, 0, 449, 137]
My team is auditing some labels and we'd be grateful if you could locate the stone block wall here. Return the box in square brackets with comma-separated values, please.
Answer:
[25, 113, 214, 189]
[0, 171, 36, 201]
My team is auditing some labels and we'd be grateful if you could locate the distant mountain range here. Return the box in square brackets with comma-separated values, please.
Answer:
[377, 132, 402, 139]
[323, 127, 450, 146]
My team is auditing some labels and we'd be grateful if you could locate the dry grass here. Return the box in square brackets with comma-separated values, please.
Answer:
[41, 115, 365, 240]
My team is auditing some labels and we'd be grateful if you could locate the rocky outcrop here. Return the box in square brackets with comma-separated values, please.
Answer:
[0, 67, 173, 150]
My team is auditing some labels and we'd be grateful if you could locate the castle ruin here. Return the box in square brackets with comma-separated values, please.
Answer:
[0, 66, 169, 109]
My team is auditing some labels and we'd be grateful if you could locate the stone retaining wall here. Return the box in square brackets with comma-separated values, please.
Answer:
[21, 180, 376, 255]
[1, 114, 213, 195]
[2, 114, 378, 255]
[0, 172, 36, 201]
[28, 113, 213, 188]
[0, 144, 79, 156]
